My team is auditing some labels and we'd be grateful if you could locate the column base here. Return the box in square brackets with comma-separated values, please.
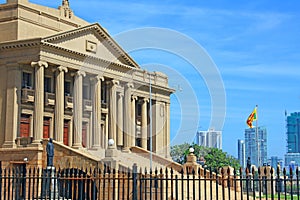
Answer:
[2, 141, 16, 148]
[89, 145, 101, 151]
[30, 140, 43, 147]
[122, 147, 131, 153]
[72, 143, 83, 149]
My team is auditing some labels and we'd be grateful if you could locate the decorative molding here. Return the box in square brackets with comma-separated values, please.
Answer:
[57, 66, 68, 73]
[111, 79, 119, 86]
[131, 95, 138, 101]
[75, 70, 86, 77]
[31, 61, 48, 68]
[86, 40, 97, 53]
[42, 23, 139, 68]
[126, 82, 134, 89]
[90, 75, 104, 83]
[0, 39, 41, 50]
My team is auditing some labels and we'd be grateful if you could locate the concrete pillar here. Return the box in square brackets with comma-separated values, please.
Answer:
[54, 66, 68, 143]
[165, 102, 171, 158]
[117, 92, 124, 146]
[91, 75, 103, 149]
[152, 100, 164, 155]
[123, 83, 133, 152]
[68, 119, 73, 147]
[2, 64, 21, 148]
[131, 96, 137, 147]
[72, 70, 86, 148]
[109, 80, 119, 147]
[141, 98, 148, 149]
[31, 61, 48, 145]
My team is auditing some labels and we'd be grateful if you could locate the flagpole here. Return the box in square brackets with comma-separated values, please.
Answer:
[255, 105, 260, 167]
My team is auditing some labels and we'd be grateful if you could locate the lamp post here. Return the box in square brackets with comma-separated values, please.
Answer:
[189, 146, 195, 154]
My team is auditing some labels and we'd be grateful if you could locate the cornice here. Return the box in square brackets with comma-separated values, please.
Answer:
[42, 23, 139, 68]
[0, 38, 42, 50]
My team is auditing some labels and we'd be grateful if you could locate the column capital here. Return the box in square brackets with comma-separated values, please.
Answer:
[131, 95, 138, 101]
[118, 92, 124, 98]
[111, 79, 119, 86]
[126, 82, 134, 89]
[72, 70, 86, 77]
[141, 97, 149, 103]
[90, 75, 104, 83]
[57, 66, 68, 73]
[31, 61, 48, 68]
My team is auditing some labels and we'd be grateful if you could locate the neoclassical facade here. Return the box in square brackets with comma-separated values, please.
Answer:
[0, 0, 173, 168]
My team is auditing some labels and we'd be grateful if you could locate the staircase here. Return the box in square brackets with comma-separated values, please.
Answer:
[88, 146, 182, 173]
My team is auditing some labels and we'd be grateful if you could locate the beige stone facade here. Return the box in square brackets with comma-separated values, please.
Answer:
[0, 0, 173, 169]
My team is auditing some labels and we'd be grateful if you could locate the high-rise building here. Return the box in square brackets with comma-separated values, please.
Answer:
[237, 139, 246, 169]
[268, 156, 283, 171]
[285, 112, 300, 167]
[286, 112, 300, 153]
[196, 128, 222, 149]
[245, 127, 267, 167]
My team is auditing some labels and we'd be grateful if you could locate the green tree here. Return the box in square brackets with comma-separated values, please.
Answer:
[170, 143, 190, 164]
[170, 143, 241, 172]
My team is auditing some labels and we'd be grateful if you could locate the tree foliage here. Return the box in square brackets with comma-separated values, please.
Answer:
[170, 143, 241, 171]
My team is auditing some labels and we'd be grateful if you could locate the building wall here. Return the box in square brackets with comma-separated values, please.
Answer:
[196, 129, 222, 149]
[245, 127, 267, 167]
[286, 112, 300, 153]
[0, 0, 173, 167]
[0, 0, 89, 42]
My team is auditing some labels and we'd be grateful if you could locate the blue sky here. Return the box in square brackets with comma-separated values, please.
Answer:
[4, 0, 300, 159]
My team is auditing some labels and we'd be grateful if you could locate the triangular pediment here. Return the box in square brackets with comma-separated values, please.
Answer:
[42, 23, 139, 68]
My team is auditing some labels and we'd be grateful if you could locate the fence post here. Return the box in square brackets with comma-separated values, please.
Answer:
[132, 163, 138, 200]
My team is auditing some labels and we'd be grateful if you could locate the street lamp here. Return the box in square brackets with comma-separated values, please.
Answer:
[189, 146, 195, 154]
[108, 139, 115, 147]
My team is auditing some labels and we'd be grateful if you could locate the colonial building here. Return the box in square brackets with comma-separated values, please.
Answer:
[0, 0, 173, 169]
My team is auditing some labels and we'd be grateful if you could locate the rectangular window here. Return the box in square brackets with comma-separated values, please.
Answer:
[64, 81, 71, 96]
[22, 72, 32, 89]
[101, 83, 107, 103]
[83, 85, 89, 99]
[137, 103, 142, 117]
[44, 77, 51, 92]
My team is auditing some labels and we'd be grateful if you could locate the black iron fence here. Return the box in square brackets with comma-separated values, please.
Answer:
[0, 164, 299, 200]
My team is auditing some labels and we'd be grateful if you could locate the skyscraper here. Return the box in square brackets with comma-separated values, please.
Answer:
[286, 112, 300, 153]
[195, 128, 222, 149]
[245, 127, 267, 167]
[285, 112, 300, 167]
[238, 139, 246, 169]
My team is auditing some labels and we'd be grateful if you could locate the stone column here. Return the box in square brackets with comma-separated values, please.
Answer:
[2, 64, 21, 148]
[117, 92, 124, 146]
[54, 66, 68, 143]
[131, 96, 137, 147]
[68, 119, 73, 147]
[72, 71, 86, 149]
[165, 102, 171, 158]
[109, 80, 119, 147]
[123, 83, 133, 152]
[141, 98, 148, 149]
[31, 61, 48, 145]
[91, 75, 103, 149]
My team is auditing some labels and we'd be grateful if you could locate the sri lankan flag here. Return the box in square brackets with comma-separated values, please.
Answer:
[246, 107, 257, 128]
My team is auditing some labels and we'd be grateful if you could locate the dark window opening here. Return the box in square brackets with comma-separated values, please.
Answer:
[22, 72, 32, 89]
[44, 77, 51, 93]
[64, 81, 71, 96]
